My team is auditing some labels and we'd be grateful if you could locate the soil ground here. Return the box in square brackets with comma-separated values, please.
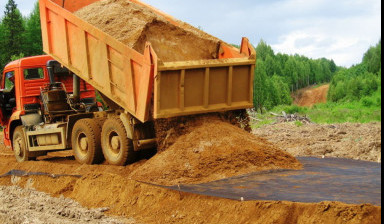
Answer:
[253, 122, 381, 163]
[0, 120, 381, 223]
[293, 84, 330, 107]
[0, 185, 133, 224]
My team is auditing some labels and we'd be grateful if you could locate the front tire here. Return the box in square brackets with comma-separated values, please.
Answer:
[101, 118, 136, 166]
[72, 119, 103, 164]
[13, 126, 32, 162]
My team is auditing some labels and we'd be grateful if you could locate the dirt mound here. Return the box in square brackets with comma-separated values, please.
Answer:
[154, 111, 251, 152]
[75, 0, 220, 62]
[294, 84, 329, 107]
[131, 117, 302, 185]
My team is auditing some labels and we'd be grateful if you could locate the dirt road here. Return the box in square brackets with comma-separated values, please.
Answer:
[294, 84, 330, 107]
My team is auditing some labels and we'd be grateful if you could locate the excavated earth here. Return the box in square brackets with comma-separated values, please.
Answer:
[75, 0, 221, 62]
[253, 122, 381, 163]
[0, 185, 133, 224]
[293, 84, 330, 107]
[0, 119, 382, 223]
[132, 116, 301, 186]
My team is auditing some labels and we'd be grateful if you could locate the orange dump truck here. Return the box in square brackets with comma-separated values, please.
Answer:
[4, 0, 256, 166]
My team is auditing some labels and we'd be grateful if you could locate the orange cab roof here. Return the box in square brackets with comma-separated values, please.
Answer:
[4, 55, 53, 71]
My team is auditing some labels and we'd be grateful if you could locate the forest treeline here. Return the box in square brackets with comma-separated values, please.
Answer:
[253, 40, 339, 112]
[327, 40, 381, 104]
[0, 0, 42, 70]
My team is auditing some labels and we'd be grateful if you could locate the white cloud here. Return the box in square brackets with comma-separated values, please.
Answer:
[271, 30, 362, 66]
[268, 0, 381, 66]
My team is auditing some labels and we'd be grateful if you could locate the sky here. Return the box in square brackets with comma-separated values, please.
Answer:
[0, 0, 381, 67]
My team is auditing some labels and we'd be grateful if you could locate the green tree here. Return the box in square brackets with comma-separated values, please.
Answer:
[271, 75, 292, 106]
[303, 62, 311, 86]
[329, 59, 337, 73]
[24, 2, 43, 56]
[265, 54, 275, 77]
[320, 58, 332, 82]
[255, 39, 274, 61]
[363, 40, 381, 74]
[0, 20, 7, 69]
[1, 0, 25, 60]
[284, 57, 298, 91]
[296, 60, 305, 88]
[254, 59, 268, 113]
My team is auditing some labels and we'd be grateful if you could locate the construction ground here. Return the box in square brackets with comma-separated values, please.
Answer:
[0, 85, 381, 224]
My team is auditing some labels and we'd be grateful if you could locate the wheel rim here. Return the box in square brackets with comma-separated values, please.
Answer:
[76, 133, 89, 157]
[107, 131, 121, 156]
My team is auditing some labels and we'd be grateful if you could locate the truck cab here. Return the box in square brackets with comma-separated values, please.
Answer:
[0, 55, 97, 150]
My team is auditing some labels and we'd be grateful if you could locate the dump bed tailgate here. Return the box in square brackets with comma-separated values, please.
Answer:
[154, 58, 255, 119]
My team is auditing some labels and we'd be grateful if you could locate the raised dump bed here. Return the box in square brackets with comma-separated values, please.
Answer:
[39, 0, 256, 122]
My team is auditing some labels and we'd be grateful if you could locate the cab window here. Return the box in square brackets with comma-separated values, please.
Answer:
[24, 68, 44, 80]
[4, 71, 15, 91]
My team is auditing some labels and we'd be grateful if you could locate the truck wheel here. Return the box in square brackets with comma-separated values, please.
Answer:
[72, 119, 103, 164]
[13, 126, 32, 162]
[101, 118, 136, 166]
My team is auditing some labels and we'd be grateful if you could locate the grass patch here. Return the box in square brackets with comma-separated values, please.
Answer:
[267, 89, 381, 124]
[269, 92, 381, 124]
[249, 112, 276, 129]
[251, 118, 275, 129]
[294, 120, 303, 127]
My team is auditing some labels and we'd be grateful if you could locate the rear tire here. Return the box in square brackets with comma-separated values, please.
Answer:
[101, 118, 136, 166]
[72, 119, 103, 164]
[13, 126, 32, 162]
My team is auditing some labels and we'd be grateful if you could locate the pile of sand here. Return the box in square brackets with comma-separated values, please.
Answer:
[131, 116, 302, 186]
[75, 0, 220, 62]
[75, 0, 301, 186]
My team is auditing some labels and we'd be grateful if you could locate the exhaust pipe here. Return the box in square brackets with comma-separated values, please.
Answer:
[46, 60, 58, 84]
[73, 74, 80, 103]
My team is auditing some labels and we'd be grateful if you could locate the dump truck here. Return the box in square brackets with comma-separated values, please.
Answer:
[0, 55, 101, 159]
[0, 0, 256, 166]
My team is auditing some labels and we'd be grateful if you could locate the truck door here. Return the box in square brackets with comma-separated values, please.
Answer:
[21, 67, 47, 112]
[0, 70, 16, 126]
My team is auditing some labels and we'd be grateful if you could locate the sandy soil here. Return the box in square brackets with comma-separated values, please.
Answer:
[0, 172, 380, 224]
[0, 185, 133, 224]
[293, 84, 330, 107]
[75, 0, 220, 62]
[0, 119, 381, 223]
[132, 118, 301, 186]
[253, 122, 381, 162]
